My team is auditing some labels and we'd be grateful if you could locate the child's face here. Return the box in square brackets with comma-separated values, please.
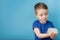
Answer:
[36, 9, 48, 23]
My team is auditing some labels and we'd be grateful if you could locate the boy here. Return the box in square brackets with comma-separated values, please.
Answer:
[33, 2, 57, 40]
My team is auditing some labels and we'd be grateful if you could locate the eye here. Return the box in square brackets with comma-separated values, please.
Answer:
[45, 13, 48, 15]
[40, 14, 43, 16]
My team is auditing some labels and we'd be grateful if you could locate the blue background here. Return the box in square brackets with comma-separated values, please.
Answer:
[0, 0, 60, 40]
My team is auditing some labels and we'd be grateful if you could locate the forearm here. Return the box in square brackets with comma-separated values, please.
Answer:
[36, 33, 50, 38]
[34, 28, 50, 38]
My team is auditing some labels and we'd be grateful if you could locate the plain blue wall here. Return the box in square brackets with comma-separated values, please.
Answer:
[0, 0, 60, 40]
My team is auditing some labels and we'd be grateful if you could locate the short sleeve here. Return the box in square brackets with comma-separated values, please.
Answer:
[32, 21, 39, 30]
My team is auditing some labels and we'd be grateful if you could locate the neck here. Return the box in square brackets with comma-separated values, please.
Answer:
[39, 20, 46, 24]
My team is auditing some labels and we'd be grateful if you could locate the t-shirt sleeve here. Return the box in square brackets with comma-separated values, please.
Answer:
[32, 21, 39, 30]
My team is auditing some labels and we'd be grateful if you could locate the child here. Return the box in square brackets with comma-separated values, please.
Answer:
[33, 2, 57, 40]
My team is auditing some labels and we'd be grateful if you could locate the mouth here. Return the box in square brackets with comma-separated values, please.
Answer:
[43, 19, 47, 20]
[43, 19, 47, 22]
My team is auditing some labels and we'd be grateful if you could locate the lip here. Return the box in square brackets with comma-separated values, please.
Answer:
[43, 19, 47, 20]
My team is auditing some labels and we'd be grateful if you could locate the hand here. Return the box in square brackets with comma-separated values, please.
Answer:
[46, 32, 52, 37]
[50, 32, 57, 39]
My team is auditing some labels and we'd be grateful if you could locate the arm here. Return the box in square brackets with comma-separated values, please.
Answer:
[34, 28, 51, 38]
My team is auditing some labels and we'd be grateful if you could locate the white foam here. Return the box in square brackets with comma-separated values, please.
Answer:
[47, 28, 58, 34]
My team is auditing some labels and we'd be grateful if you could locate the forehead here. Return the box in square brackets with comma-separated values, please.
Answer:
[36, 9, 48, 13]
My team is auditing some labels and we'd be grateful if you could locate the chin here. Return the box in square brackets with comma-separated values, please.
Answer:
[44, 22, 46, 23]
[43, 21, 47, 23]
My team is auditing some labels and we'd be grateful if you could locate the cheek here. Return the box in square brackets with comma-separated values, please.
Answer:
[46, 15, 48, 18]
[38, 16, 43, 20]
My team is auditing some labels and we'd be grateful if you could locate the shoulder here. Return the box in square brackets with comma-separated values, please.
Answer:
[32, 20, 40, 30]
[33, 20, 40, 26]
[46, 20, 54, 27]
[46, 20, 53, 24]
[33, 20, 39, 24]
